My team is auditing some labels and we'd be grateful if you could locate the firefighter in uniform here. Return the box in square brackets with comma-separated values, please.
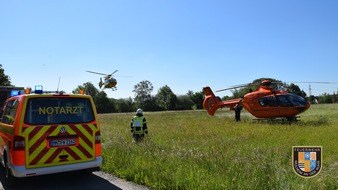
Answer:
[130, 108, 148, 142]
[232, 104, 243, 122]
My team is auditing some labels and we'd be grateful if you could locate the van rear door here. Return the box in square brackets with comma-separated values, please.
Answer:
[22, 96, 98, 168]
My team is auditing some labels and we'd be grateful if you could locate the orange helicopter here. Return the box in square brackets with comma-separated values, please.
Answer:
[203, 80, 310, 121]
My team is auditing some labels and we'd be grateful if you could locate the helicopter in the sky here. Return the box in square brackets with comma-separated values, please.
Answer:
[86, 70, 118, 90]
[203, 80, 311, 121]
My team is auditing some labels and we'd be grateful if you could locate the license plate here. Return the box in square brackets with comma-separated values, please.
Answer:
[49, 139, 76, 147]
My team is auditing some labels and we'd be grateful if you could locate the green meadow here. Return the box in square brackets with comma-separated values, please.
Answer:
[99, 104, 338, 190]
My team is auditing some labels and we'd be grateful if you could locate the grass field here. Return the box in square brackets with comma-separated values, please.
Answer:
[99, 104, 338, 190]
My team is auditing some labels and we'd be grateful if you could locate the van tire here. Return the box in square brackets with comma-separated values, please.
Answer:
[4, 156, 16, 187]
[80, 169, 93, 175]
[81, 167, 100, 175]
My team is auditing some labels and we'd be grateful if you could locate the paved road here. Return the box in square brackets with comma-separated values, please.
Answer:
[0, 170, 150, 190]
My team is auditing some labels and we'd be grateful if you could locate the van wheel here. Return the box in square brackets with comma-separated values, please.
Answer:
[80, 168, 93, 175]
[4, 158, 16, 186]
[80, 167, 100, 175]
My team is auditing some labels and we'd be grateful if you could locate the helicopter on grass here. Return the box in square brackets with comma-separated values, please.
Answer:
[86, 70, 118, 91]
[203, 79, 311, 122]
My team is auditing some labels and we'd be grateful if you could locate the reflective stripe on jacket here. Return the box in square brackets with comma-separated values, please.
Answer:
[132, 116, 144, 135]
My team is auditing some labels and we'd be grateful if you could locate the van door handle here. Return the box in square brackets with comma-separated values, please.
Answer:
[59, 155, 68, 159]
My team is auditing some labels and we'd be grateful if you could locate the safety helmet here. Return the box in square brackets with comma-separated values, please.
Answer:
[136, 108, 143, 115]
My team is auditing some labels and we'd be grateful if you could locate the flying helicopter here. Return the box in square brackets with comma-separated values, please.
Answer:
[203, 80, 311, 121]
[86, 70, 118, 90]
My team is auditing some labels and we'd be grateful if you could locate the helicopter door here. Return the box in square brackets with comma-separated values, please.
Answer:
[257, 95, 280, 115]
[258, 96, 278, 106]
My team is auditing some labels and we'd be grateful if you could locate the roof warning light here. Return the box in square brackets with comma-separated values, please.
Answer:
[35, 85, 43, 94]
[10, 90, 21, 97]
[25, 87, 31, 94]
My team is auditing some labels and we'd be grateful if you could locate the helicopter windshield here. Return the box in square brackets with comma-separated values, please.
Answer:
[285, 94, 307, 106]
[259, 94, 307, 107]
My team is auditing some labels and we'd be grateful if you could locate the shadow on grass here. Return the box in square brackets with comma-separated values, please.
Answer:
[295, 116, 330, 126]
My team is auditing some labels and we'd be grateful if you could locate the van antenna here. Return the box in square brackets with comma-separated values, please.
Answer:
[57, 76, 61, 92]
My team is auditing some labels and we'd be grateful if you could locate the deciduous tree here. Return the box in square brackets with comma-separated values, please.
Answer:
[133, 80, 154, 109]
[187, 90, 204, 109]
[73, 82, 99, 97]
[156, 85, 177, 110]
[176, 95, 194, 110]
[0, 64, 11, 86]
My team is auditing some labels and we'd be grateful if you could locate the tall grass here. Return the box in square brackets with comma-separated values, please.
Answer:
[100, 104, 338, 189]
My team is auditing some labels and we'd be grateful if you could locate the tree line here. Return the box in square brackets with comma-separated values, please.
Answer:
[72, 81, 204, 113]
[0, 65, 337, 113]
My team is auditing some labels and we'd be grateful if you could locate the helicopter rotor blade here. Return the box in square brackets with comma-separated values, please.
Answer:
[214, 80, 336, 93]
[215, 81, 282, 92]
[228, 83, 252, 88]
[215, 83, 251, 92]
[271, 81, 284, 84]
[86, 70, 107, 76]
[112, 70, 118, 75]
[289, 81, 336, 84]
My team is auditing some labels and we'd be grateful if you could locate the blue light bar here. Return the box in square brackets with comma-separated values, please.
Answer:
[10, 90, 21, 97]
[35, 85, 43, 94]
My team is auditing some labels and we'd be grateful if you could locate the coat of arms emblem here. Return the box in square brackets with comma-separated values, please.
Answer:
[292, 146, 322, 178]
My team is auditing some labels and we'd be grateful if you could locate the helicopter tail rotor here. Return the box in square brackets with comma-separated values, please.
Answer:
[203, 86, 242, 116]
[99, 78, 103, 88]
[203, 87, 224, 116]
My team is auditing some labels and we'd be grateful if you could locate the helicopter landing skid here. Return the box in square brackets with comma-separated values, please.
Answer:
[253, 116, 300, 124]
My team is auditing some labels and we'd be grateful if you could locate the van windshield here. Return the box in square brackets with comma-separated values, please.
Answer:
[24, 97, 95, 125]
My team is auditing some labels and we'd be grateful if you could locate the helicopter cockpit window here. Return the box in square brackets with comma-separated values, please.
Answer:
[259, 94, 306, 107]
[286, 94, 307, 106]
[277, 95, 291, 107]
[259, 98, 266, 106]
[258, 96, 291, 106]
[267, 96, 278, 106]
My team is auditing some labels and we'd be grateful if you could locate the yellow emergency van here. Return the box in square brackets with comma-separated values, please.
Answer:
[0, 86, 102, 184]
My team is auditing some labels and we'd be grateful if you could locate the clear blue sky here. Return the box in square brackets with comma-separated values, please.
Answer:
[1, 0, 337, 99]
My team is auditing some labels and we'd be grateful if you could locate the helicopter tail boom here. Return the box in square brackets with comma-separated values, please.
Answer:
[99, 78, 103, 88]
[203, 86, 241, 116]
